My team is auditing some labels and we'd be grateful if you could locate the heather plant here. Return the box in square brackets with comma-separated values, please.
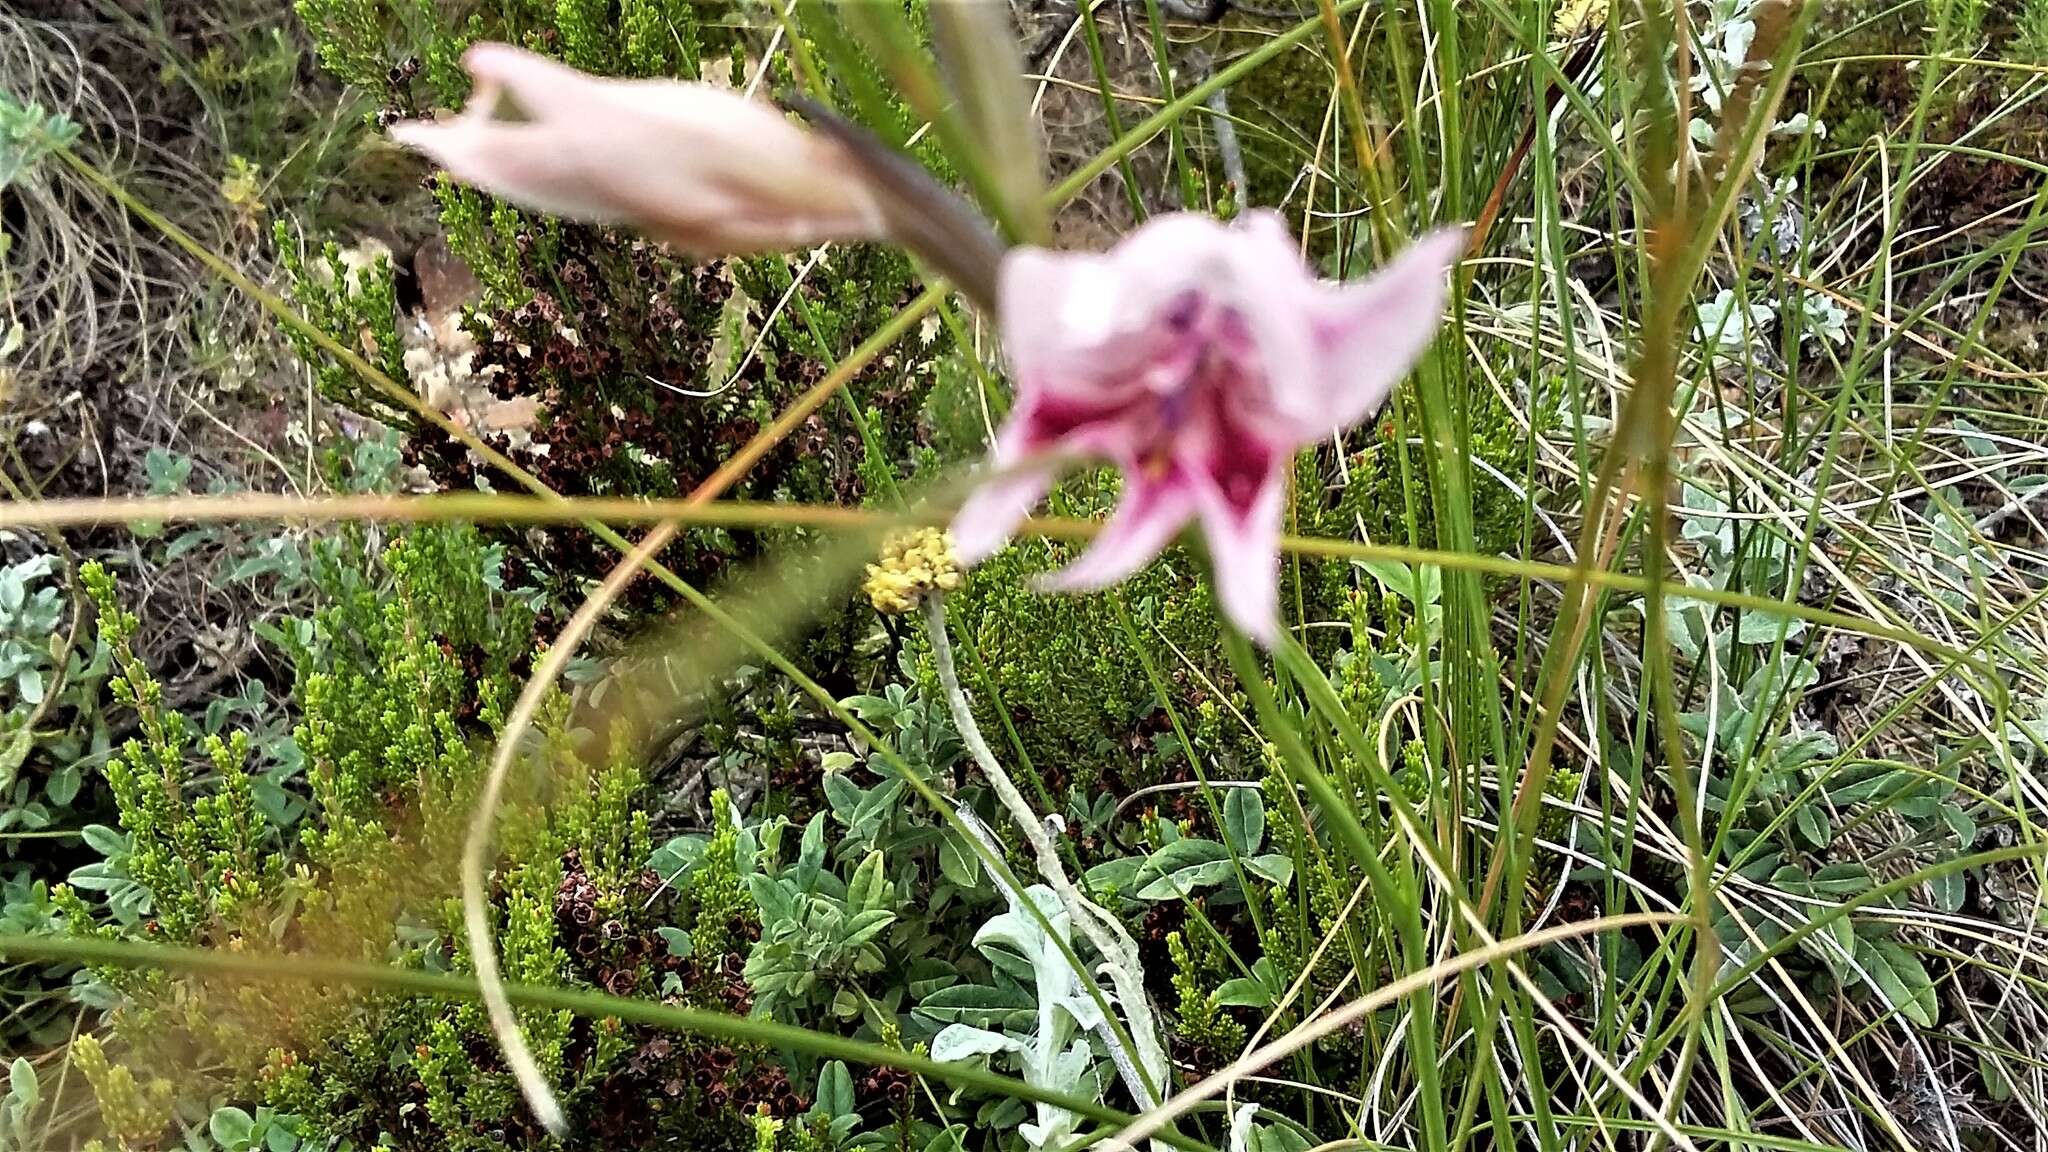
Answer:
[9, 5, 2048, 1152]
[41, 530, 829, 1150]
[271, 0, 955, 620]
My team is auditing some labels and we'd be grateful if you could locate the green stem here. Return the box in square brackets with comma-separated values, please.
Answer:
[0, 933, 1212, 1152]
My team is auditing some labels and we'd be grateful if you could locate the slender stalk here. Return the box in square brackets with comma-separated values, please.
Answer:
[0, 935, 1209, 1151]
[923, 592, 1169, 1108]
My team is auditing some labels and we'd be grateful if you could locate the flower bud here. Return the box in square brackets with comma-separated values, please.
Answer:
[390, 44, 886, 255]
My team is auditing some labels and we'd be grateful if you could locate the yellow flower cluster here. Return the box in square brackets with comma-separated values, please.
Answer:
[1553, 0, 1607, 37]
[862, 527, 962, 615]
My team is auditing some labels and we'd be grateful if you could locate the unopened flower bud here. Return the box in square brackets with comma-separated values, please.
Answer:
[389, 44, 887, 256]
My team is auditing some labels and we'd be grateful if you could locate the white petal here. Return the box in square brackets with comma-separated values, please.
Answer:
[1297, 227, 1465, 433]
[1035, 474, 1197, 593]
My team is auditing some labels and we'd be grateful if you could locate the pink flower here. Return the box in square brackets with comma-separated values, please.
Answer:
[951, 212, 1463, 643]
[389, 44, 886, 254]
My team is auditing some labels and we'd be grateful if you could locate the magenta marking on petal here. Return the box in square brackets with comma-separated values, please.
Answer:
[1162, 291, 1203, 335]
[1189, 458, 1288, 644]
[1019, 391, 1147, 454]
[1209, 443, 1272, 520]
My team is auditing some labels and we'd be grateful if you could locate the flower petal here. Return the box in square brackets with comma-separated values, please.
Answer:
[462, 41, 596, 116]
[996, 213, 1306, 410]
[997, 247, 1166, 402]
[950, 464, 1056, 565]
[1036, 472, 1197, 592]
[1187, 453, 1288, 645]
[1300, 228, 1465, 432]
[1113, 211, 1320, 434]
[388, 117, 621, 224]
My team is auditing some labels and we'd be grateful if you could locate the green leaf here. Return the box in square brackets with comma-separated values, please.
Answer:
[814, 1060, 854, 1119]
[1214, 980, 1271, 1008]
[1357, 559, 1423, 604]
[7, 1057, 35, 1112]
[1138, 838, 1229, 873]
[939, 832, 981, 889]
[1827, 766, 1905, 806]
[1215, 962, 1275, 1008]
[1133, 837, 1290, 899]
[851, 779, 906, 837]
[1244, 854, 1295, 888]
[1792, 803, 1830, 849]
[79, 823, 124, 857]
[924, 1123, 970, 1152]
[848, 849, 887, 913]
[1941, 802, 1977, 849]
[747, 874, 796, 926]
[1982, 1051, 2014, 1102]
[930, 1023, 1021, 1063]
[1222, 789, 1265, 856]
[1735, 612, 1802, 644]
[914, 983, 1035, 1029]
[907, 958, 959, 999]
[842, 908, 896, 948]
[1136, 858, 1235, 900]
[1928, 871, 1966, 915]
[1247, 1121, 1312, 1152]
[655, 927, 694, 959]
[1777, 862, 1870, 899]
[823, 772, 865, 822]
[209, 1105, 256, 1151]
[44, 763, 79, 808]
[840, 694, 899, 724]
[794, 815, 829, 891]
[1083, 856, 1146, 894]
[1856, 937, 1937, 1028]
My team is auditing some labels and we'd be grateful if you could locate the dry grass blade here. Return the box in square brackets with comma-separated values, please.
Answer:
[464, 523, 679, 1135]
[0, 491, 1992, 666]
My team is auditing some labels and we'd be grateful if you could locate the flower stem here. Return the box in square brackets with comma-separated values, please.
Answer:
[922, 592, 1169, 1112]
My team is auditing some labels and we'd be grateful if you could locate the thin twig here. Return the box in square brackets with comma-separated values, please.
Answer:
[1204, 81, 1247, 207]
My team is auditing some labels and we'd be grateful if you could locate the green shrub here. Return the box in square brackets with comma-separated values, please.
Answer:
[56, 528, 820, 1150]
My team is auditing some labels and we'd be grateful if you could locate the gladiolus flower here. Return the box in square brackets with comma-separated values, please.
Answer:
[389, 44, 887, 254]
[951, 212, 1463, 644]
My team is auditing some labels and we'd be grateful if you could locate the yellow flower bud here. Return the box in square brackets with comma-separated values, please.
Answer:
[862, 528, 963, 616]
